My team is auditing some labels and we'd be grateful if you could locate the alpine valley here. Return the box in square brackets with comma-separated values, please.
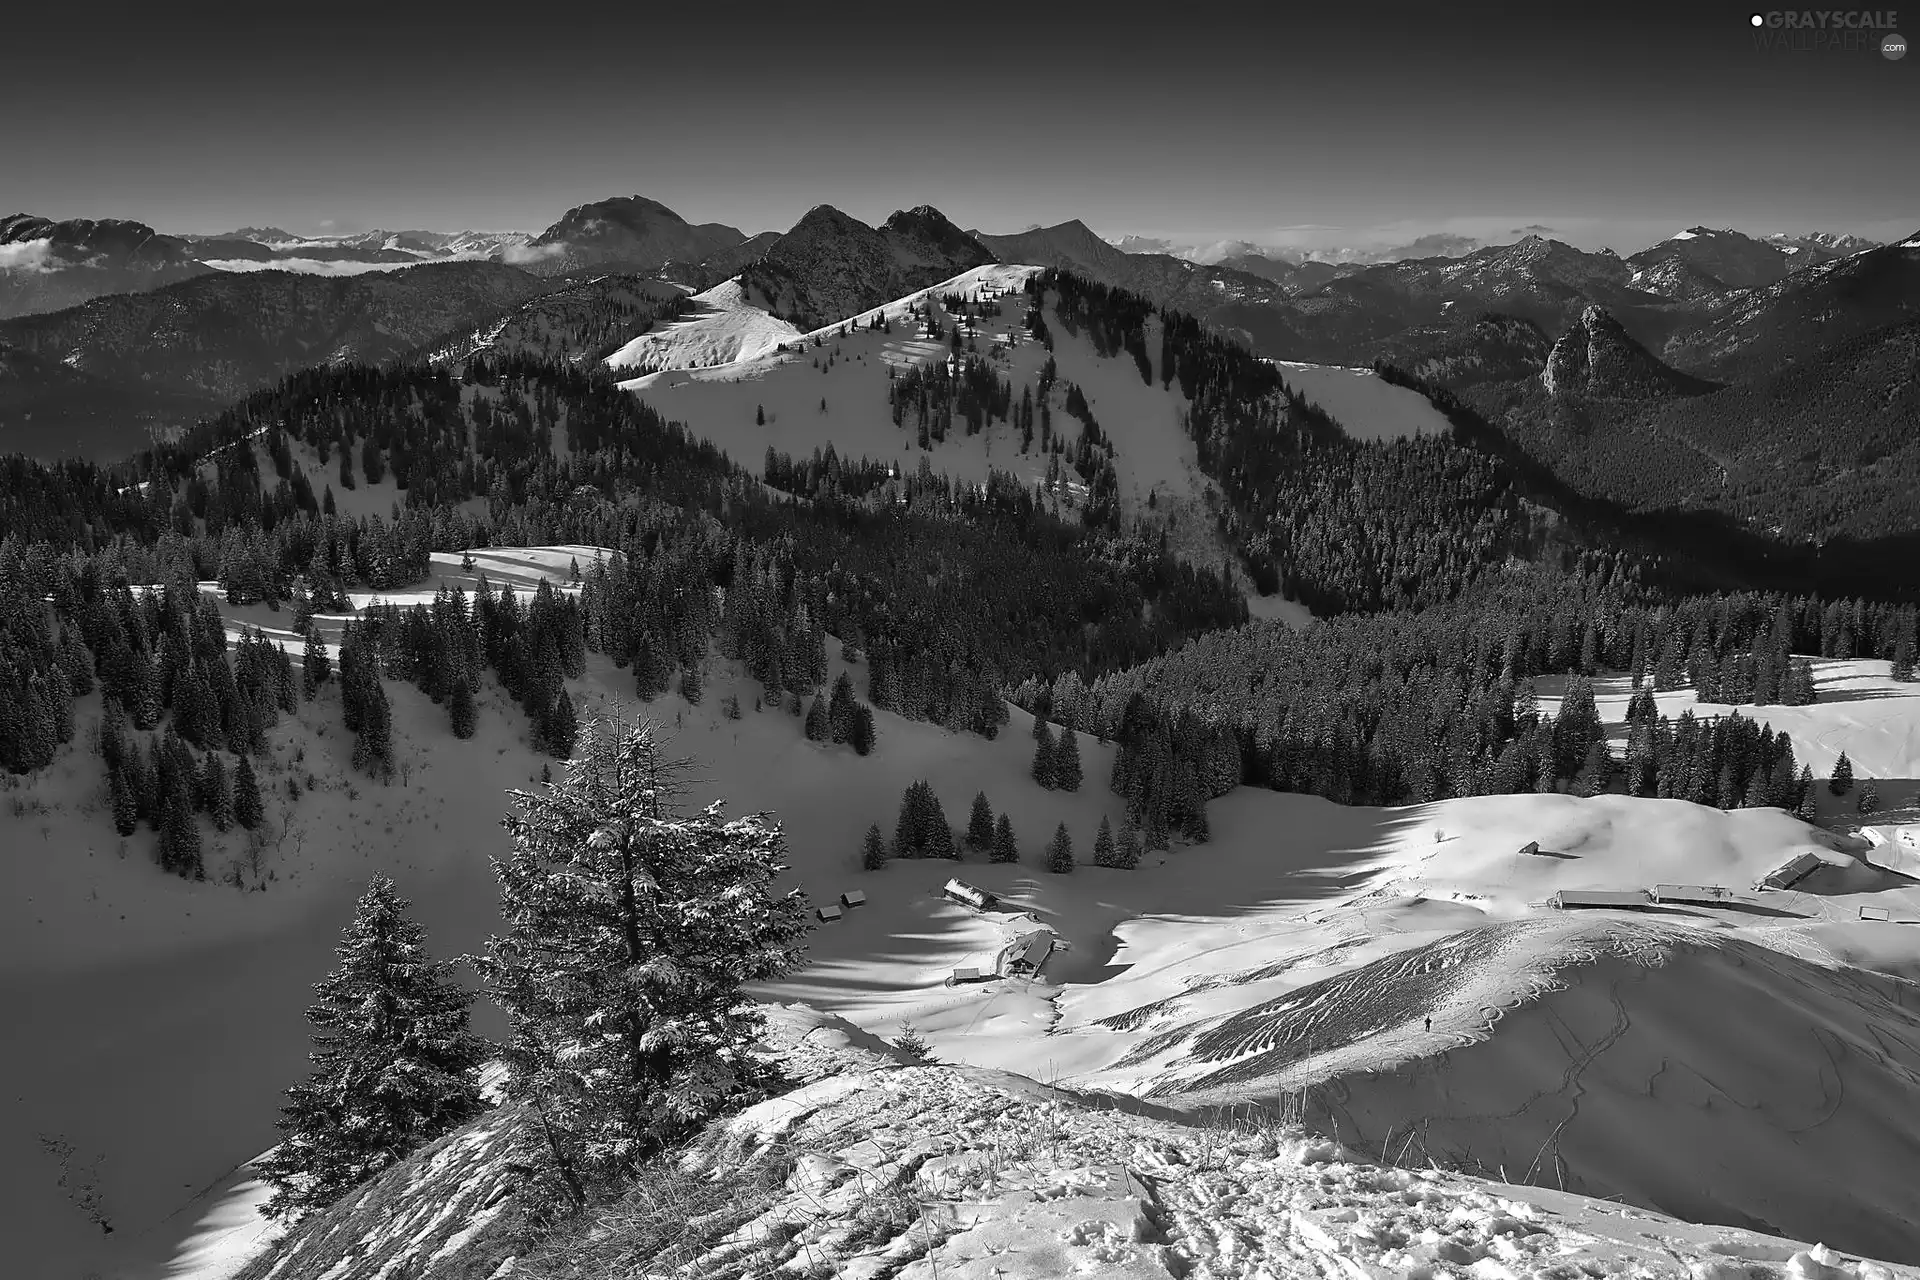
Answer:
[5, 188, 1920, 1280]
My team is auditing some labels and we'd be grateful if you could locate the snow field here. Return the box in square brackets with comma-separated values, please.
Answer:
[10, 548, 1920, 1272]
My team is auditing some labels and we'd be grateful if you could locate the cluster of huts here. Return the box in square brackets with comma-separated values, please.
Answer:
[1528, 825, 1920, 920]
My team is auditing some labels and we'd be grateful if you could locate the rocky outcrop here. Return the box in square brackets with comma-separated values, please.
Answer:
[738, 205, 991, 331]
[1543, 303, 1716, 398]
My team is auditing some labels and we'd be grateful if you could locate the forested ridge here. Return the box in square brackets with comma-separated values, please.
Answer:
[4, 266, 1917, 882]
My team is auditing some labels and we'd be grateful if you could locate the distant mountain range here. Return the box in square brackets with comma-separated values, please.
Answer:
[3, 190, 1910, 543]
[0, 262, 556, 458]
[0, 213, 536, 320]
[1371, 232, 1920, 540]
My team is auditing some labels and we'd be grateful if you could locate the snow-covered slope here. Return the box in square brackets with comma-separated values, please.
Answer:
[603, 277, 804, 372]
[238, 1003, 1920, 1280]
[10, 547, 1920, 1274]
[616, 264, 1275, 586]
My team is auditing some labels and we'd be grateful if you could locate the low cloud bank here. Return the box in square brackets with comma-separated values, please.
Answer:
[0, 239, 58, 273]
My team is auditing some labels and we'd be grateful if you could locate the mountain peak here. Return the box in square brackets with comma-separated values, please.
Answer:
[1544, 303, 1713, 399]
[519, 195, 744, 276]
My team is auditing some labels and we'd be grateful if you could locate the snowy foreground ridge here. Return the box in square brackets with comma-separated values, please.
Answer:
[244, 1006, 1919, 1280]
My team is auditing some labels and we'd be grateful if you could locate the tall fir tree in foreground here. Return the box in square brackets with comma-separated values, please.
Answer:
[256, 875, 485, 1223]
[477, 717, 812, 1208]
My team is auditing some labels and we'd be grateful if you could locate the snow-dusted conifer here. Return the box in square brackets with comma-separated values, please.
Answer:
[991, 812, 1018, 863]
[861, 822, 889, 870]
[256, 874, 485, 1223]
[449, 673, 477, 739]
[893, 1022, 934, 1063]
[1047, 822, 1075, 874]
[234, 754, 263, 830]
[1092, 815, 1116, 867]
[1858, 778, 1880, 814]
[1053, 727, 1083, 792]
[476, 716, 811, 1205]
[1032, 720, 1056, 788]
[1829, 751, 1854, 796]
[966, 791, 995, 850]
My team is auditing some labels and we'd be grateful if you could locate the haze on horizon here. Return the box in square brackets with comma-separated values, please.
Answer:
[3, 1, 1914, 252]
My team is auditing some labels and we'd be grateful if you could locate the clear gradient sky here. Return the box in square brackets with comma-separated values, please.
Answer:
[4, 0, 1914, 250]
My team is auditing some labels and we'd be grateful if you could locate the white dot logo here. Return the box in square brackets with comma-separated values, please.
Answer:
[1885, 32, 1908, 58]
[1750, 12, 1765, 25]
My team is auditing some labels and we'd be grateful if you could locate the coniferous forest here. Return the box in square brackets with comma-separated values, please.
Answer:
[2, 271, 1917, 885]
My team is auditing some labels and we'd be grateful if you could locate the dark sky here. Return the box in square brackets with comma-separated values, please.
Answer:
[4, 1, 1914, 249]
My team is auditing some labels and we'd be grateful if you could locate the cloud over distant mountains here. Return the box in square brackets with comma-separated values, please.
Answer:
[0, 239, 59, 273]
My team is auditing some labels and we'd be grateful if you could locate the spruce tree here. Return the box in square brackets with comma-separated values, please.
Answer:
[1116, 820, 1143, 870]
[678, 665, 704, 705]
[1092, 815, 1116, 867]
[1830, 751, 1854, 796]
[547, 690, 578, 758]
[476, 717, 810, 1205]
[861, 822, 889, 870]
[1795, 764, 1818, 819]
[826, 674, 851, 742]
[162, 786, 203, 880]
[1858, 779, 1880, 814]
[256, 875, 486, 1223]
[302, 627, 329, 698]
[205, 752, 233, 832]
[1052, 727, 1083, 792]
[234, 754, 263, 831]
[894, 782, 927, 858]
[349, 663, 394, 780]
[1046, 822, 1074, 874]
[804, 695, 829, 741]
[966, 791, 995, 850]
[109, 762, 138, 837]
[449, 674, 477, 739]
[1032, 720, 1056, 788]
[850, 704, 876, 756]
[991, 813, 1017, 863]
[892, 1022, 934, 1064]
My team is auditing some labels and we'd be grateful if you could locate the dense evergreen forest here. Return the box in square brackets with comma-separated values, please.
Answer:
[3, 267, 1916, 882]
